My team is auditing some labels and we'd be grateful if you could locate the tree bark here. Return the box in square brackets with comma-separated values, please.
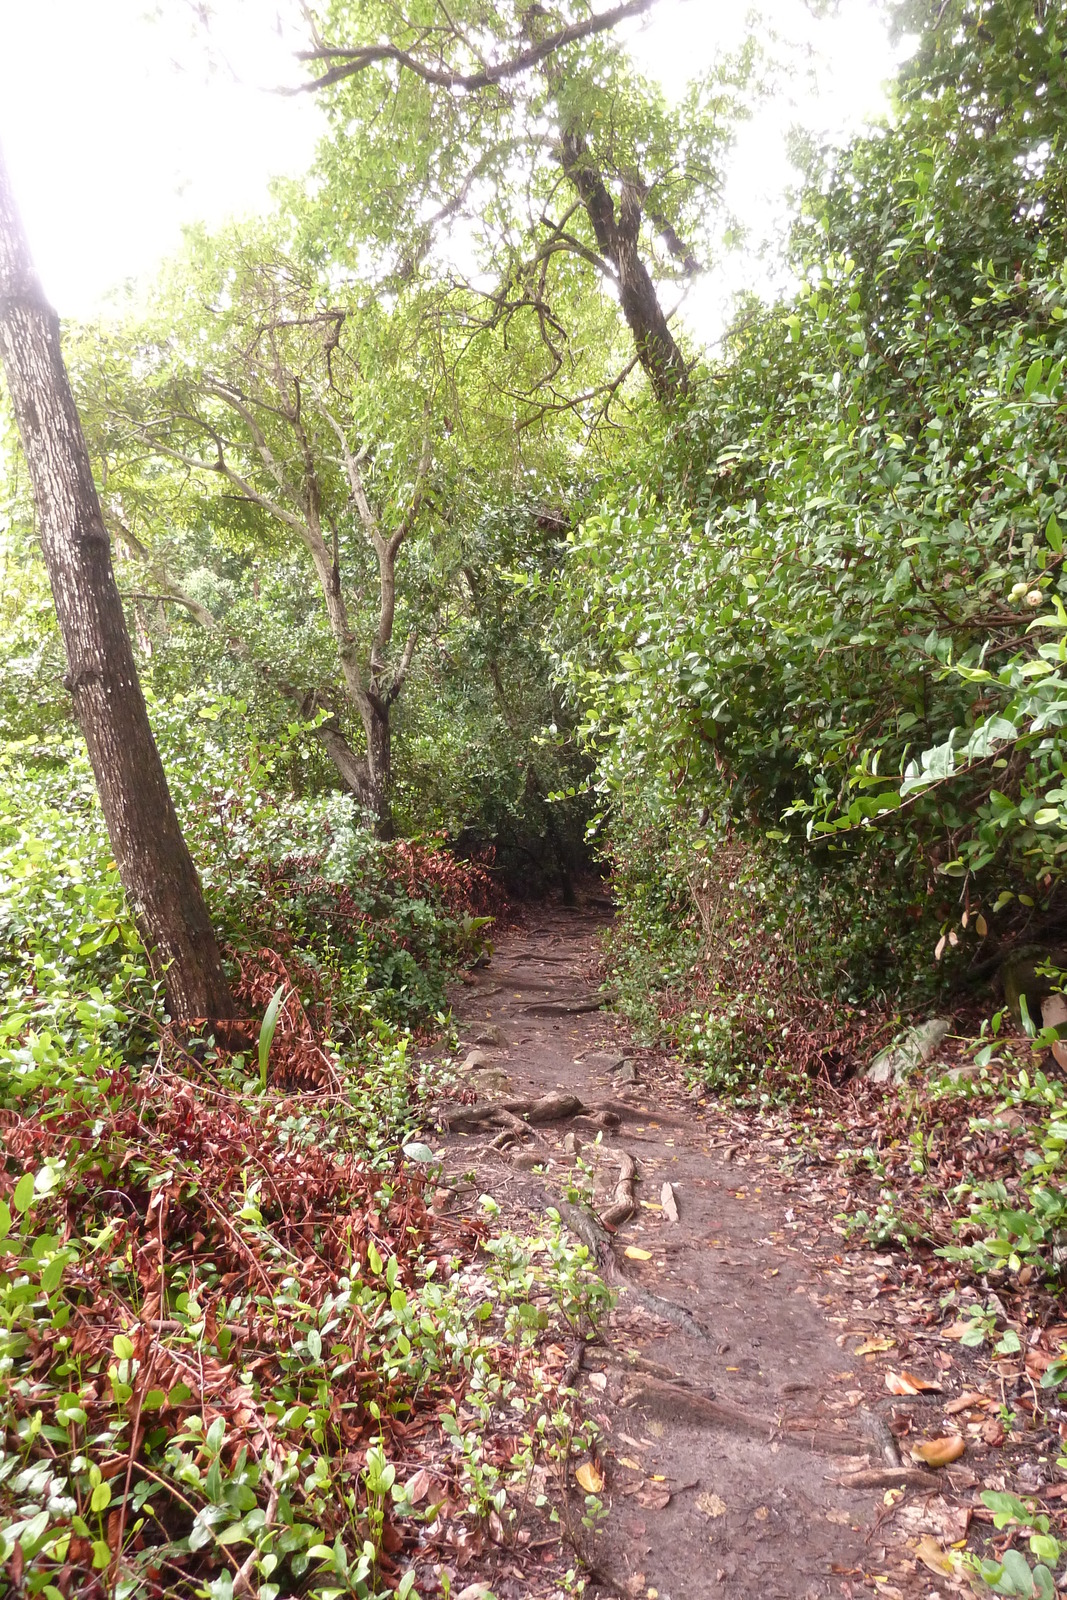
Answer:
[0, 142, 235, 1023]
[558, 129, 688, 406]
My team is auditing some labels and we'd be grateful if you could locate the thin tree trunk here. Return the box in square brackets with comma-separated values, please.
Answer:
[0, 142, 235, 1023]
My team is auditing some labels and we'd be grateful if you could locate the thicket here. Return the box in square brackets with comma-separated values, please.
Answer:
[562, 0, 1067, 1089]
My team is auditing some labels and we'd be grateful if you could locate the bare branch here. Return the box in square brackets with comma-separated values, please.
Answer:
[289, 0, 657, 95]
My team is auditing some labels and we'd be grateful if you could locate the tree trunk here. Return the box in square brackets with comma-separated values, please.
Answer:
[0, 143, 235, 1023]
[558, 128, 688, 406]
[364, 697, 394, 841]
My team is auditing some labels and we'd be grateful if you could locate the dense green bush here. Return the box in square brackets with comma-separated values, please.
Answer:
[558, 0, 1067, 1084]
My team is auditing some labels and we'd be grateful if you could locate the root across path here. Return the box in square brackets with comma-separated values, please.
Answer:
[437, 904, 945, 1600]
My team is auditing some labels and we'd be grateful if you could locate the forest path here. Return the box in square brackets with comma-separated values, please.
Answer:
[443, 904, 899, 1600]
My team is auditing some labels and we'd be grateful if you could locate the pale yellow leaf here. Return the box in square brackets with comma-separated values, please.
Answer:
[576, 1461, 604, 1494]
[624, 1246, 653, 1261]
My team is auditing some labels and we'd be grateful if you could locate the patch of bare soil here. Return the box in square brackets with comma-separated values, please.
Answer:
[434, 903, 959, 1600]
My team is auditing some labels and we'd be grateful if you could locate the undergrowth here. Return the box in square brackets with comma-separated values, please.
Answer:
[0, 739, 608, 1599]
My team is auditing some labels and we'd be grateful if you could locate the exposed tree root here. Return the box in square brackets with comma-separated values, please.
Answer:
[834, 1466, 938, 1490]
[521, 988, 619, 1016]
[437, 1090, 687, 1133]
[557, 1200, 715, 1345]
[599, 1148, 637, 1226]
[585, 1344, 706, 1388]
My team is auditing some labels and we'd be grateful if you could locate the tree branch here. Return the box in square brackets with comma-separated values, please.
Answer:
[387, 627, 418, 704]
[290, 0, 657, 95]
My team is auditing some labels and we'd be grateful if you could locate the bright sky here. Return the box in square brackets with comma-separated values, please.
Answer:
[0, 0, 903, 338]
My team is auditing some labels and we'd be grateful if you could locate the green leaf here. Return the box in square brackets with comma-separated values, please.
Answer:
[13, 1172, 35, 1214]
[257, 983, 287, 1092]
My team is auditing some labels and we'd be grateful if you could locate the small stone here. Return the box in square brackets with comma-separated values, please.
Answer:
[581, 1050, 625, 1073]
[471, 1023, 508, 1047]
[472, 1068, 510, 1095]
[461, 1049, 490, 1072]
[866, 1018, 952, 1084]
[563, 1131, 583, 1156]
[617, 1061, 638, 1085]
[431, 1187, 453, 1212]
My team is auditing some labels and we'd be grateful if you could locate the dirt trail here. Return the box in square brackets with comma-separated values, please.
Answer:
[444, 905, 898, 1600]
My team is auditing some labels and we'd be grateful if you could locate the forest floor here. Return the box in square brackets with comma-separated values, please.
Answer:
[435, 898, 1065, 1600]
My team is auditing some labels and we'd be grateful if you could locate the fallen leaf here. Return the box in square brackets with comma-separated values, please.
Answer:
[697, 1492, 727, 1519]
[909, 1435, 965, 1467]
[885, 1370, 943, 1395]
[618, 1456, 642, 1471]
[404, 1467, 432, 1504]
[636, 1485, 671, 1510]
[981, 1417, 1006, 1447]
[943, 1390, 992, 1415]
[624, 1246, 653, 1261]
[883, 1488, 904, 1507]
[826, 1509, 853, 1525]
[914, 1535, 958, 1577]
[576, 1461, 604, 1494]
[856, 1337, 896, 1355]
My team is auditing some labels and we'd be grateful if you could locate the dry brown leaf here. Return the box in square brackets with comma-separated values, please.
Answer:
[885, 1369, 943, 1395]
[943, 1390, 992, 1415]
[404, 1467, 432, 1504]
[941, 1321, 974, 1340]
[914, 1535, 959, 1577]
[624, 1246, 653, 1261]
[856, 1337, 896, 1355]
[575, 1461, 605, 1494]
[697, 1492, 727, 1519]
[909, 1435, 965, 1467]
[636, 1485, 671, 1510]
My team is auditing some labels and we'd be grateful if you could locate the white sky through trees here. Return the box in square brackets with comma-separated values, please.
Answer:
[0, 0, 902, 339]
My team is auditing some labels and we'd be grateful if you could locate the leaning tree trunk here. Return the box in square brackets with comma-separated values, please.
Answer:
[558, 127, 688, 407]
[0, 142, 235, 1023]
